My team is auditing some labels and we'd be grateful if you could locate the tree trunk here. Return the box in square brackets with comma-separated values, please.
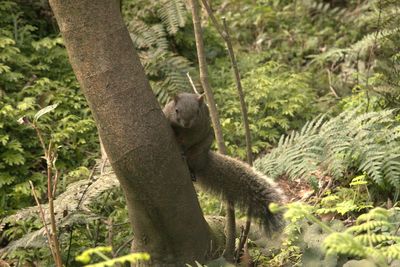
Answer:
[48, 0, 214, 265]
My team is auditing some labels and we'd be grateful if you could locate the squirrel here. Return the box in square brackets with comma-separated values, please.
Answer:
[163, 93, 214, 175]
[163, 93, 285, 234]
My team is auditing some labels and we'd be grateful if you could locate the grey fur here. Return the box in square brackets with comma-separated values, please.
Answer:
[197, 151, 285, 234]
[163, 93, 285, 235]
[163, 93, 213, 171]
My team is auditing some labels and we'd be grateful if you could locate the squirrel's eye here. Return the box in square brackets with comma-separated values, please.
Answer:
[175, 108, 179, 113]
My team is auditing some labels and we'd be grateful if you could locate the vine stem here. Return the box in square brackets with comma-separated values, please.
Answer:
[29, 181, 56, 261]
[186, 72, 201, 95]
[200, 0, 254, 261]
[189, 0, 236, 261]
[31, 122, 63, 267]
[66, 165, 98, 267]
[365, 0, 383, 112]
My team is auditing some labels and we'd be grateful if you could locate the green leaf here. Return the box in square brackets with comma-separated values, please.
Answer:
[1, 150, 25, 165]
[350, 175, 368, 186]
[0, 172, 15, 188]
[17, 97, 36, 111]
[335, 200, 357, 215]
[13, 181, 31, 196]
[33, 103, 59, 122]
[0, 63, 11, 73]
[0, 134, 9, 146]
[0, 37, 15, 48]
[6, 139, 23, 152]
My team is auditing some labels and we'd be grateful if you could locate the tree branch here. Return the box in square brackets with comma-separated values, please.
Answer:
[189, 0, 236, 261]
[201, 1, 254, 260]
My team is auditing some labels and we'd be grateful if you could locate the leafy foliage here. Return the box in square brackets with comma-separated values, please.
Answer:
[309, 0, 400, 108]
[2, 0, 400, 265]
[0, 163, 125, 265]
[158, 0, 186, 35]
[123, 0, 195, 104]
[273, 203, 400, 266]
[217, 0, 399, 112]
[324, 207, 400, 266]
[76, 246, 150, 267]
[255, 109, 400, 193]
[316, 179, 373, 216]
[0, 1, 98, 215]
[214, 62, 318, 158]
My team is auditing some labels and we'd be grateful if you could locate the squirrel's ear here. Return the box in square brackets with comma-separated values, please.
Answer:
[197, 94, 205, 105]
[173, 94, 180, 103]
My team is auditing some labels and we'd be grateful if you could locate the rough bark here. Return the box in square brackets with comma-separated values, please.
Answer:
[48, 0, 214, 265]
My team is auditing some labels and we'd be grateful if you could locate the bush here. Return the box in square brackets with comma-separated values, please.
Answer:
[214, 62, 318, 158]
[0, 1, 98, 215]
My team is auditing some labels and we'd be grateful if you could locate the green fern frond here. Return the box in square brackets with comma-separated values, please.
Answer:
[322, 207, 400, 265]
[346, 221, 392, 234]
[349, 27, 400, 58]
[158, 0, 186, 35]
[308, 48, 347, 66]
[129, 21, 169, 50]
[323, 233, 367, 258]
[383, 245, 400, 260]
[0, 163, 119, 253]
[124, 1, 191, 103]
[256, 109, 400, 190]
[355, 207, 390, 223]
[355, 234, 400, 246]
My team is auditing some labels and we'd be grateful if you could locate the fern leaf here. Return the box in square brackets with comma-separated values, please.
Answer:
[159, 0, 186, 35]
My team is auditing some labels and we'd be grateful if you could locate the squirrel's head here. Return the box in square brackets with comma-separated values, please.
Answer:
[173, 93, 204, 128]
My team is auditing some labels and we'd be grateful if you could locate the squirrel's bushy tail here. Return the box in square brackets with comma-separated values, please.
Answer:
[196, 151, 285, 235]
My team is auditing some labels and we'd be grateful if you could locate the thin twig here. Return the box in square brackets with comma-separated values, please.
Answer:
[365, 0, 383, 112]
[100, 137, 108, 175]
[46, 151, 63, 267]
[189, 0, 236, 261]
[235, 207, 252, 260]
[32, 124, 47, 158]
[52, 168, 60, 197]
[201, 0, 226, 40]
[326, 69, 340, 99]
[107, 218, 114, 255]
[315, 178, 333, 202]
[186, 72, 201, 95]
[221, 17, 253, 165]
[29, 181, 56, 261]
[32, 123, 62, 267]
[65, 164, 98, 267]
[223, 16, 253, 261]
[201, 0, 253, 260]
[115, 236, 135, 256]
[100, 158, 108, 175]
[223, 200, 236, 261]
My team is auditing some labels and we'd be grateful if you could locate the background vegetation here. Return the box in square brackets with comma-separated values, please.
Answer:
[0, 0, 399, 266]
